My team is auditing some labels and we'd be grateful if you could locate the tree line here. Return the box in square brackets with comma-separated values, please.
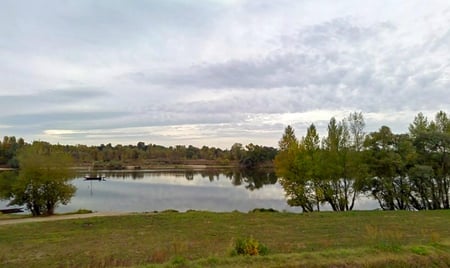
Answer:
[275, 111, 449, 211]
[0, 139, 277, 169]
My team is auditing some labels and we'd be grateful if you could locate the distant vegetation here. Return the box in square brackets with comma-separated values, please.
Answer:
[0, 138, 277, 170]
[275, 111, 449, 212]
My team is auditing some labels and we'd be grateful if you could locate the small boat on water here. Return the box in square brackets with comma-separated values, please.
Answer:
[84, 176, 104, 181]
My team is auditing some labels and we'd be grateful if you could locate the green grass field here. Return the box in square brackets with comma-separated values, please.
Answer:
[1, 210, 449, 267]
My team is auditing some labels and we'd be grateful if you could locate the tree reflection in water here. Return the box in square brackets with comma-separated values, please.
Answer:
[197, 168, 277, 190]
[78, 168, 277, 190]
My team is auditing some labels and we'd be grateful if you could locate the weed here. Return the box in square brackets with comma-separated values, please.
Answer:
[170, 256, 188, 267]
[205, 256, 219, 265]
[230, 237, 269, 256]
[375, 242, 402, 252]
[411, 245, 429, 255]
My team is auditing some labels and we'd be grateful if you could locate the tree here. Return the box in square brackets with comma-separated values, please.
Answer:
[230, 143, 244, 161]
[275, 125, 320, 212]
[276, 115, 368, 212]
[278, 125, 297, 151]
[318, 113, 368, 211]
[364, 127, 416, 210]
[240, 144, 278, 169]
[410, 111, 450, 209]
[1, 142, 76, 216]
[321, 118, 347, 211]
[302, 124, 322, 211]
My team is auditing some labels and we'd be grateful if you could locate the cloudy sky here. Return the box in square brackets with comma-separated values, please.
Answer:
[0, 1, 449, 148]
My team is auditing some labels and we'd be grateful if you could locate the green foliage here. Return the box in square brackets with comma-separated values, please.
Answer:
[170, 256, 188, 267]
[363, 128, 417, 210]
[276, 110, 449, 212]
[67, 209, 93, 215]
[411, 246, 429, 255]
[230, 237, 269, 256]
[161, 209, 179, 213]
[276, 113, 368, 212]
[239, 143, 278, 169]
[275, 125, 318, 212]
[249, 208, 279, 213]
[1, 137, 278, 170]
[1, 142, 76, 216]
[0, 136, 24, 167]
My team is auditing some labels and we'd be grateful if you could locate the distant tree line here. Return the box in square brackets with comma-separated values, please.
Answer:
[0, 139, 277, 169]
[275, 111, 449, 211]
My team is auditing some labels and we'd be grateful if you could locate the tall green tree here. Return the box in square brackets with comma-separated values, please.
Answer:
[410, 111, 450, 209]
[276, 125, 316, 212]
[276, 114, 368, 212]
[1, 142, 76, 216]
[364, 127, 416, 210]
[320, 113, 367, 211]
[276, 124, 323, 212]
[302, 124, 322, 211]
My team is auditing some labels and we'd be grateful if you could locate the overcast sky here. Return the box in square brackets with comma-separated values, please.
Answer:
[0, 1, 449, 148]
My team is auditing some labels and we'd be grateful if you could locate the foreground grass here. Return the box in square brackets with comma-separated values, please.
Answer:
[0, 210, 449, 267]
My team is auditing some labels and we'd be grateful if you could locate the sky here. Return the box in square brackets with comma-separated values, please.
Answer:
[0, 0, 449, 149]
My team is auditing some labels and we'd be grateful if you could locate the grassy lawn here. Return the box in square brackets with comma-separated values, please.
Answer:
[0, 210, 449, 267]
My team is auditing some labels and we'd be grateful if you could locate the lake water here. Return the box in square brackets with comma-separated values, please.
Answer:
[1, 169, 379, 213]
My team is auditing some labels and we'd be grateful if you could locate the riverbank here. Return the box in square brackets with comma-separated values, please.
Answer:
[0, 210, 449, 267]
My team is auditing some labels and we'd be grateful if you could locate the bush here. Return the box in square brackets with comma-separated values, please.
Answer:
[230, 237, 268, 256]
[74, 209, 93, 214]
[161, 209, 179, 213]
[250, 208, 279, 213]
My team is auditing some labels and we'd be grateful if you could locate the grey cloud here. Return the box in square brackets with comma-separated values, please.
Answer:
[0, 110, 127, 129]
[0, 88, 109, 111]
[134, 16, 448, 115]
[0, 1, 225, 57]
[136, 19, 395, 89]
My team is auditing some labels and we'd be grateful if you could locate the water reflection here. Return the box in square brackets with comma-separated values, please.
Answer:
[62, 169, 300, 213]
[1, 169, 379, 214]
[81, 169, 278, 191]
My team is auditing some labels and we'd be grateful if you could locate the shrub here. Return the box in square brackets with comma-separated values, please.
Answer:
[230, 237, 268, 256]
[250, 208, 279, 213]
[75, 209, 93, 214]
[161, 209, 179, 213]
